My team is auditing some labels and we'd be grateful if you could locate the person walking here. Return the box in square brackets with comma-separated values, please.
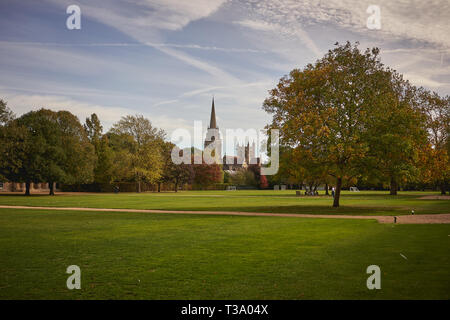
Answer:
[331, 187, 335, 198]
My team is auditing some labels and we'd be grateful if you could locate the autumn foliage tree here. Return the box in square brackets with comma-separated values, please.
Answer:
[193, 161, 223, 189]
[259, 175, 269, 189]
[263, 42, 417, 207]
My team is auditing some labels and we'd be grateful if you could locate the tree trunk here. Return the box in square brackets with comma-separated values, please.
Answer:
[325, 183, 329, 195]
[49, 181, 55, 196]
[137, 181, 141, 193]
[158, 182, 161, 193]
[440, 183, 446, 195]
[333, 177, 342, 207]
[175, 179, 178, 193]
[25, 181, 31, 196]
[390, 176, 398, 195]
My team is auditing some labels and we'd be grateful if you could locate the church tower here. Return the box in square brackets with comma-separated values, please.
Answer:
[204, 97, 222, 162]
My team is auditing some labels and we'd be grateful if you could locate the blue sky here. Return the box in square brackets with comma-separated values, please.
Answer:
[0, 0, 449, 153]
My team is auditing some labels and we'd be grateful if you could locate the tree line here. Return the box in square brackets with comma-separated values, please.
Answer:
[0, 105, 223, 195]
[263, 42, 449, 207]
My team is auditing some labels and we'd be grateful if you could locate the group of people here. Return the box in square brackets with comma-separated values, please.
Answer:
[303, 187, 336, 197]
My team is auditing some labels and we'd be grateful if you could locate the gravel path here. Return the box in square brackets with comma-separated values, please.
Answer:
[1, 205, 449, 224]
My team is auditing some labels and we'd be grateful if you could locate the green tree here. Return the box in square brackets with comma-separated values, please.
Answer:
[84, 113, 102, 144]
[0, 109, 28, 184]
[364, 73, 427, 195]
[263, 42, 401, 207]
[0, 99, 17, 181]
[229, 170, 257, 187]
[417, 89, 450, 194]
[156, 141, 176, 192]
[157, 143, 194, 192]
[0, 99, 14, 125]
[13, 109, 95, 195]
[170, 147, 195, 192]
[84, 114, 114, 184]
[109, 115, 165, 192]
[56, 110, 96, 192]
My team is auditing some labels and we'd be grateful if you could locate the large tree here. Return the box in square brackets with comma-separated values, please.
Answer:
[15, 109, 95, 195]
[156, 141, 176, 192]
[417, 89, 450, 194]
[157, 143, 194, 192]
[263, 42, 405, 207]
[109, 115, 165, 192]
[364, 73, 427, 195]
[1, 109, 95, 195]
[56, 110, 96, 193]
[0, 102, 26, 184]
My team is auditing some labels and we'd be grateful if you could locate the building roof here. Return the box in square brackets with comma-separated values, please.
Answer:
[209, 97, 217, 129]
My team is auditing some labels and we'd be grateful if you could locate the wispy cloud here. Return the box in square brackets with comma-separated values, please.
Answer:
[153, 99, 179, 107]
[46, 0, 227, 31]
[155, 45, 238, 82]
[0, 40, 265, 53]
[403, 73, 449, 88]
[1, 91, 189, 132]
[231, 0, 450, 90]
[234, 0, 450, 48]
[235, 18, 322, 57]
[45, 0, 237, 83]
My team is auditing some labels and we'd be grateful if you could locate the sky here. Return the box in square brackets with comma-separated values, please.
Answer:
[0, 0, 449, 154]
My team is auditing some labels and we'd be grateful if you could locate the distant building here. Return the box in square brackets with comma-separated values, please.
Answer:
[202, 98, 260, 172]
[236, 141, 257, 164]
[204, 97, 222, 162]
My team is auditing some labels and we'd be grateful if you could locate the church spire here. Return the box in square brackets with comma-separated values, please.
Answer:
[209, 97, 217, 129]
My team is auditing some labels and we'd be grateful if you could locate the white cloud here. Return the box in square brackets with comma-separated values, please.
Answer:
[89, 0, 227, 31]
[236, 19, 277, 32]
[235, 18, 322, 57]
[155, 46, 238, 82]
[403, 73, 449, 88]
[234, 0, 450, 48]
[231, 0, 450, 92]
[47, 0, 226, 31]
[153, 99, 179, 107]
[0, 40, 265, 53]
[45, 0, 236, 83]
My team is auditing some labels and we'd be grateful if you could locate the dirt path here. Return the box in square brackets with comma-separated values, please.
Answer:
[1, 205, 450, 224]
[419, 195, 450, 200]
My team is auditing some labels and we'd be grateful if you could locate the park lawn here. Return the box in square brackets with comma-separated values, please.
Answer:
[0, 208, 449, 299]
[0, 190, 449, 216]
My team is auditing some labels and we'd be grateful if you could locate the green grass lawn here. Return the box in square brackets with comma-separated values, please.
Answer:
[0, 208, 449, 299]
[0, 190, 449, 215]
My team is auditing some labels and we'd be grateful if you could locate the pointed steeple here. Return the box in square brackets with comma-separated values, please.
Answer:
[209, 97, 217, 129]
